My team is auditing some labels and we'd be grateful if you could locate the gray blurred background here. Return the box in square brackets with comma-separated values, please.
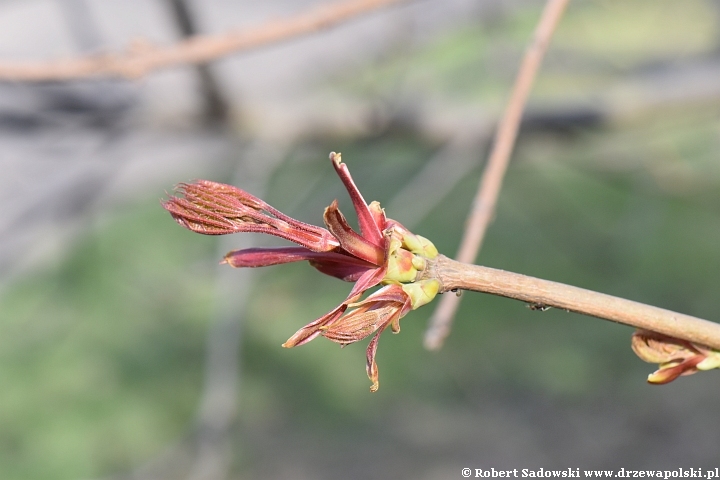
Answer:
[1, 0, 720, 479]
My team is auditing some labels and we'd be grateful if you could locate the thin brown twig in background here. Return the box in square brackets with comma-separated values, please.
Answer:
[425, 255, 720, 351]
[0, 0, 408, 81]
[424, 0, 571, 350]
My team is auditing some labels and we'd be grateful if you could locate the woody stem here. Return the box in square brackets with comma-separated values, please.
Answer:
[429, 255, 720, 350]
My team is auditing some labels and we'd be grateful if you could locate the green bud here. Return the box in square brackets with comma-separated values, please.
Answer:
[415, 235, 438, 259]
[384, 245, 418, 283]
[411, 255, 426, 271]
[697, 352, 720, 371]
[401, 231, 438, 259]
[402, 279, 440, 310]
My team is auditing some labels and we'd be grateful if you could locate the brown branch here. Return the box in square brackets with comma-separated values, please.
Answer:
[424, 0, 571, 350]
[428, 255, 720, 351]
[0, 0, 408, 81]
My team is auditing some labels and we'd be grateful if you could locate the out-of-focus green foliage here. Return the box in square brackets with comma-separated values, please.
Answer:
[0, 206, 216, 479]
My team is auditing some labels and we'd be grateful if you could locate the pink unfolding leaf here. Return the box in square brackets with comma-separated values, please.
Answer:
[330, 152, 384, 248]
[282, 303, 349, 348]
[308, 259, 372, 283]
[318, 284, 412, 392]
[320, 304, 398, 344]
[368, 201, 386, 235]
[321, 284, 409, 343]
[366, 330, 384, 393]
[324, 200, 385, 266]
[282, 266, 389, 348]
[348, 283, 411, 309]
[346, 261, 389, 298]
[223, 246, 373, 282]
[162, 180, 339, 252]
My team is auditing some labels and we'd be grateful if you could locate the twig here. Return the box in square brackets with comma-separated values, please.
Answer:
[424, 0, 571, 350]
[0, 0, 408, 81]
[427, 255, 720, 351]
[385, 125, 490, 230]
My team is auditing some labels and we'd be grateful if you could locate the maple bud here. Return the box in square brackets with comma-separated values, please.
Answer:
[164, 152, 444, 392]
[631, 329, 720, 384]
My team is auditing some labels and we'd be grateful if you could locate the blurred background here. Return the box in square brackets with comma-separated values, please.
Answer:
[1, 0, 720, 478]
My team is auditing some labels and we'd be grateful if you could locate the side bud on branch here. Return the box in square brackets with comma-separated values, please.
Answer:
[631, 329, 720, 384]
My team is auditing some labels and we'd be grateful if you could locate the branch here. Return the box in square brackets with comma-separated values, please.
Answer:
[424, 0, 571, 350]
[0, 0, 408, 81]
[428, 255, 720, 351]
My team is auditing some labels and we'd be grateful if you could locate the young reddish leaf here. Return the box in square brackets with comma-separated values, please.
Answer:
[323, 200, 385, 265]
[330, 152, 384, 247]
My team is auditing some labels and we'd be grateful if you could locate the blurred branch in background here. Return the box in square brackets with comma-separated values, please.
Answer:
[424, 0, 571, 350]
[0, 0, 410, 81]
[165, 0, 230, 125]
[0, 0, 139, 289]
[385, 124, 490, 231]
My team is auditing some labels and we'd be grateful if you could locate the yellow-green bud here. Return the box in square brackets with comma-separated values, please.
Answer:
[697, 352, 720, 371]
[402, 279, 440, 310]
[401, 231, 438, 259]
[384, 237, 418, 283]
[411, 255, 426, 271]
